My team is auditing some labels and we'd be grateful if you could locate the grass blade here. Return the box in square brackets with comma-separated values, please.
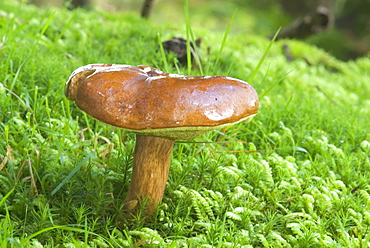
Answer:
[22, 225, 114, 247]
[188, 27, 203, 75]
[184, 0, 192, 75]
[211, 9, 237, 74]
[0, 188, 15, 207]
[259, 71, 290, 99]
[248, 27, 280, 83]
[157, 32, 170, 72]
[51, 153, 93, 196]
[39, 11, 56, 37]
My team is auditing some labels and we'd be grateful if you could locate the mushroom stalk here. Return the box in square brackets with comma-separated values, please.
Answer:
[123, 135, 175, 214]
[65, 64, 259, 217]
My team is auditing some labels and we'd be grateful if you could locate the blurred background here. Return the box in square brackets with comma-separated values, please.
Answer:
[27, 0, 370, 61]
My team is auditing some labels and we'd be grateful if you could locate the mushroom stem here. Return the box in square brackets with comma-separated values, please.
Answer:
[123, 134, 175, 214]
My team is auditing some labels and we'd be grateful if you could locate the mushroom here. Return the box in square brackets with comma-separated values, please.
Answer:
[65, 64, 259, 215]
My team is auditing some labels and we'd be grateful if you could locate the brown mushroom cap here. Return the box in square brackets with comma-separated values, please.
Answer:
[65, 64, 259, 140]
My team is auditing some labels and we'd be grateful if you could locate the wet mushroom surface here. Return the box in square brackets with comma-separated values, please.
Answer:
[65, 64, 259, 214]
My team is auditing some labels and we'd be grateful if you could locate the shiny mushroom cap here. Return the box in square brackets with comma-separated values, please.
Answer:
[65, 64, 259, 140]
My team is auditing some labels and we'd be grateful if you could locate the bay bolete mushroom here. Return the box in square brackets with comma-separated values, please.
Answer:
[65, 64, 259, 215]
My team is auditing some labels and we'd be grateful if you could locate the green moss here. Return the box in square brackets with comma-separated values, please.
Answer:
[1, 0, 370, 247]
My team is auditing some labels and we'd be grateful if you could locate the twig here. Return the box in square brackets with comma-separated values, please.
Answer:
[28, 159, 39, 195]
[272, 6, 334, 40]
[2, 84, 31, 112]
[141, 0, 154, 19]
[228, 150, 263, 153]
[312, 84, 338, 105]
[0, 157, 7, 171]
[283, 44, 294, 61]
